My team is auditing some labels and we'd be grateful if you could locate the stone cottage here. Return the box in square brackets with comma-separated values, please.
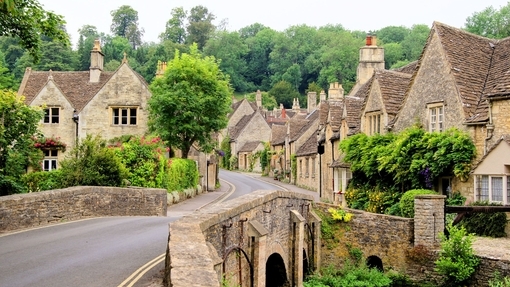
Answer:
[18, 40, 151, 170]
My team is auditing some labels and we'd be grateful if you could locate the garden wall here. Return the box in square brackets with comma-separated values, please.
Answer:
[0, 186, 167, 233]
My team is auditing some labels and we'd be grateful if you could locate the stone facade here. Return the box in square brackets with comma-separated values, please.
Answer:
[0, 186, 167, 232]
[165, 190, 320, 287]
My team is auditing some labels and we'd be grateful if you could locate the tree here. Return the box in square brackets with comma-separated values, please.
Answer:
[0, 51, 16, 89]
[110, 5, 144, 49]
[160, 7, 187, 43]
[0, 90, 43, 195]
[269, 80, 300, 108]
[148, 44, 231, 158]
[465, 3, 510, 38]
[0, 0, 69, 62]
[401, 24, 429, 61]
[375, 26, 409, 44]
[186, 5, 215, 49]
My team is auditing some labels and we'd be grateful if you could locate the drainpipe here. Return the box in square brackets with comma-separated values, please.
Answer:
[484, 100, 494, 155]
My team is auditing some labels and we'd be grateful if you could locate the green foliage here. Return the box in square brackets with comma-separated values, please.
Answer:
[328, 207, 353, 223]
[165, 158, 199, 192]
[245, 91, 277, 110]
[149, 44, 231, 158]
[460, 201, 508, 237]
[229, 155, 238, 170]
[22, 169, 63, 192]
[446, 191, 466, 206]
[291, 154, 297, 184]
[465, 3, 510, 38]
[340, 126, 476, 213]
[220, 135, 231, 169]
[489, 272, 510, 287]
[268, 80, 300, 108]
[304, 263, 392, 287]
[59, 135, 128, 187]
[259, 142, 270, 175]
[110, 5, 144, 48]
[0, 90, 43, 195]
[435, 224, 480, 287]
[114, 136, 168, 188]
[399, 189, 437, 218]
[0, 0, 69, 62]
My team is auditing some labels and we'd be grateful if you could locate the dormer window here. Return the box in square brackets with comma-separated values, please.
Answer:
[43, 107, 59, 124]
[366, 112, 382, 135]
[428, 103, 444, 132]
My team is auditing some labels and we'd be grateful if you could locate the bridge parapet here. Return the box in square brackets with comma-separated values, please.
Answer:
[165, 190, 320, 287]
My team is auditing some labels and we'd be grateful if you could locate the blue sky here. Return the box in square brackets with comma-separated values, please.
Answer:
[39, 0, 510, 47]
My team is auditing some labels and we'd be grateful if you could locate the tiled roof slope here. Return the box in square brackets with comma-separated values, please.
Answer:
[238, 141, 262, 152]
[433, 22, 494, 122]
[289, 119, 309, 142]
[271, 124, 287, 145]
[376, 70, 412, 115]
[345, 96, 365, 135]
[319, 101, 329, 127]
[229, 114, 252, 140]
[296, 133, 318, 156]
[392, 61, 418, 75]
[21, 69, 115, 112]
[484, 37, 510, 97]
[329, 100, 343, 132]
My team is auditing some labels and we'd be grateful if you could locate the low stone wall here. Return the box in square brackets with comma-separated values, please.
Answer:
[0, 186, 167, 232]
[315, 203, 414, 272]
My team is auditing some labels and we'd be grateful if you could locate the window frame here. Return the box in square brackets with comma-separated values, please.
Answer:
[475, 174, 509, 204]
[365, 111, 382, 135]
[42, 149, 58, 171]
[43, 107, 60, 124]
[428, 103, 444, 132]
[111, 107, 138, 126]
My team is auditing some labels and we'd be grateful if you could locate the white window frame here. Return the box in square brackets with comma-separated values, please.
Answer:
[42, 149, 58, 171]
[111, 107, 138, 126]
[428, 103, 444, 132]
[43, 107, 60, 124]
[475, 175, 509, 204]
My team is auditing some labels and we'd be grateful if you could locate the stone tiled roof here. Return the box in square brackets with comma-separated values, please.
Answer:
[483, 37, 510, 98]
[271, 124, 287, 146]
[289, 119, 309, 142]
[20, 69, 115, 112]
[376, 70, 412, 115]
[330, 153, 350, 168]
[296, 133, 317, 156]
[392, 61, 418, 75]
[229, 114, 252, 140]
[319, 101, 329, 127]
[432, 22, 495, 123]
[344, 96, 365, 135]
[329, 100, 343, 132]
[238, 141, 262, 153]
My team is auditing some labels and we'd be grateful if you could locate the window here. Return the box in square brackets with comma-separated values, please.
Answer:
[429, 104, 444, 132]
[366, 112, 382, 135]
[43, 107, 59, 123]
[112, 107, 137, 125]
[305, 157, 309, 177]
[475, 175, 510, 204]
[299, 159, 302, 177]
[42, 150, 58, 171]
[311, 157, 316, 178]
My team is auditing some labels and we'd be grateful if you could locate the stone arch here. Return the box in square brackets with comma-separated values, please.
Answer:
[266, 253, 288, 287]
[366, 255, 384, 272]
[222, 246, 253, 287]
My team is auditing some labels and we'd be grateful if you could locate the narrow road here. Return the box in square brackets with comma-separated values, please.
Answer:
[0, 170, 284, 287]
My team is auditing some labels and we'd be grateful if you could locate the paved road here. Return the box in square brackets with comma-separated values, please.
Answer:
[0, 170, 295, 287]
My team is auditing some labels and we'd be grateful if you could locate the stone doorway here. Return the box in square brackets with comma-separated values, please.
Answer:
[266, 253, 288, 287]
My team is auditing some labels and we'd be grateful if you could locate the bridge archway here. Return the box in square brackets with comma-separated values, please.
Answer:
[366, 255, 384, 272]
[222, 246, 253, 287]
[266, 253, 288, 287]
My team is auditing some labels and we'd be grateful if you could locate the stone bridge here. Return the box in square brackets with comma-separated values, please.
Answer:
[165, 190, 321, 287]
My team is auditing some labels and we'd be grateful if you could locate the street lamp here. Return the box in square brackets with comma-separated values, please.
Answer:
[317, 129, 324, 198]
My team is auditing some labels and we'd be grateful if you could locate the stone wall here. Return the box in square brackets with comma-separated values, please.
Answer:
[0, 186, 167, 232]
[315, 203, 414, 272]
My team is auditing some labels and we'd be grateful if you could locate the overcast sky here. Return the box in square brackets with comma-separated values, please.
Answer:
[39, 0, 510, 47]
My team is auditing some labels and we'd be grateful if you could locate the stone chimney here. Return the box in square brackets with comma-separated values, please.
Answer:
[357, 34, 384, 86]
[155, 61, 168, 78]
[256, 90, 262, 108]
[90, 39, 104, 83]
[328, 82, 344, 101]
[292, 98, 300, 111]
[320, 90, 327, 102]
[307, 91, 317, 113]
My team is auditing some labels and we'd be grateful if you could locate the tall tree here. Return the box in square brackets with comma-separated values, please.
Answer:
[76, 25, 100, 70]
[465, 3, 510, 38]
[401, 24, 429, 61]
[110, 5, 144, 49]
[243, 27, 278, 91]
[269, 80, 300, 108]
[375, 26, 409, 44]
[0, 0, 69, 61]
[0, 89, 43, 195]
[186, 5, 215, 50]
[148, 44, 231, 158]
[0, 51, 15, 89]
[160, 7, 187, 43]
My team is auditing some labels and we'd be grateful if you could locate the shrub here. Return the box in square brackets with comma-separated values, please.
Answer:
[435, 224, 479, 287]
[165, 158, 199, 192]
[489, 272, 510, 287]
[22, 170, 63, 192]
[304, 263, 392, 287]
[399, 189, 437, 218]
[460, 201, 508, 237]
[59, 135, 128, 187]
